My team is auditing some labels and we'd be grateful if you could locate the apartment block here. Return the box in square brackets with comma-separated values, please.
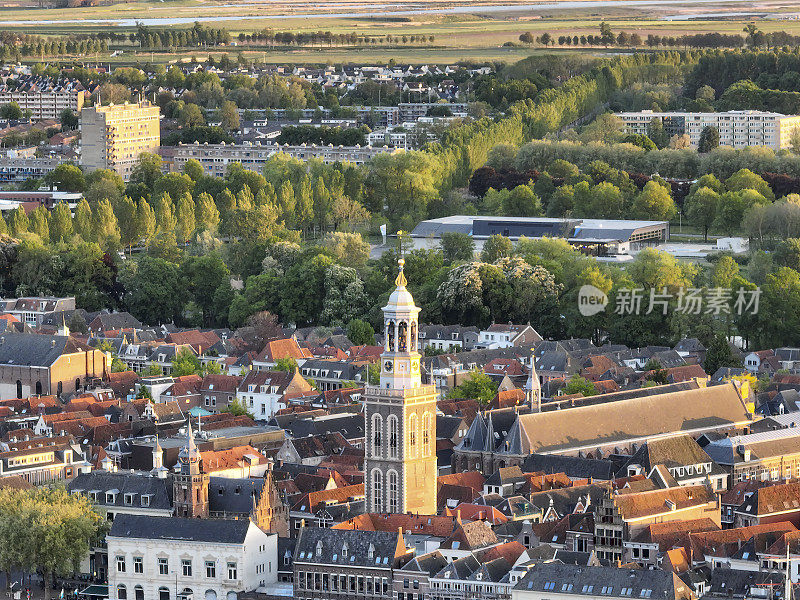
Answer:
[80, 101, 160, 180]
[615, 110, 800, 150]
[162, 141, 399, 177]
[0, 81, 86, 120]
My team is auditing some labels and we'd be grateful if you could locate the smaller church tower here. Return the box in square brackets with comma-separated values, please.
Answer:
[525, 353, 541, 412]
[252, 461, 289, 536]
[173, 421, 210, 517]
[151, 435, 168, 479]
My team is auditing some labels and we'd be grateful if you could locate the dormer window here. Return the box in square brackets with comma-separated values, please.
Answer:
[341, 543, 348, 558]
[367, 544, 375, 560]
[316, 541, 323, 557]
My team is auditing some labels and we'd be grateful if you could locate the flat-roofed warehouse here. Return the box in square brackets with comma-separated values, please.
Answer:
[410, 215, 669, 257]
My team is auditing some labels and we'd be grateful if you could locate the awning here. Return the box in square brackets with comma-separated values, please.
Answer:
[78, 585, 108, 598]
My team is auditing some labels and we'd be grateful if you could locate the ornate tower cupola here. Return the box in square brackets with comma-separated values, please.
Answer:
[178, 420, 201, 475]
[380, 258, 422, 390]
[525, 353, 541, 412]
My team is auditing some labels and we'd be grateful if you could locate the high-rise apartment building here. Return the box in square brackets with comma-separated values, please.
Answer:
[80, 101, 160, 180]
[615, 110, 800, 150]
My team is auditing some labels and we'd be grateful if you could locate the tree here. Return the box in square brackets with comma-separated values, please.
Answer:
[448, 369, 497, 406]
[171, 348, 203, 376]
[195, 192, 220, 232]
[219, 100, 240, 131]
[480, 234, 513, 263]
[46, 164, 85, 192]
[539, 32, 552, 47]
[347, 318, 375, 345]
[563, 375, 598, 396]
[92, 198, 121, 251]
[519, 31, 534, 44]
[0, 486, 106, 600]
[180, 253, 230, 326]
[73, 198, 93, 240]
[711, 255, 740, 288]
[685, 186, 719, 242]
[154, 173, 194, 200]
[703, 334, 743, 374]
[630, 181, 677, 221]
[441, 231, 475, 263]
[119, 256, 185, 325]
[0, 101, 22, 119]
[175, 193, 197, 242]
[774, 238, 800, 272]
[725, 169, 774, 201]
[183, 158, 204, 181]
[320, 264, 369, 326]
[274, 358, 298, 372]
[179, 103, 205, 127]
[580, 113, 623, 143]
[221, 397, 254, 418]
[28, 207, 49, 241]
[129, 152, 163, 189]
[319, 232, 370, 269]
[134, 199, 157, 246]
[698, 125, 720, 152]
[60, 108, 79, 130]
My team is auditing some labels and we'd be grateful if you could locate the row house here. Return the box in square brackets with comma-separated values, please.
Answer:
[595, 485, 721, 562]
[618, 435, 728, 491]
[293, 528, 408, 600]
[200, 374, 242, 413]
[418, 325, 479, 353]
[0, 438, 87, 484]
[236, 369, 313, 420]
[299, 359, 366, 391]
[512, 563, 695, 600]
[478, 324, 542, 350]
[704, 427, 800, 486]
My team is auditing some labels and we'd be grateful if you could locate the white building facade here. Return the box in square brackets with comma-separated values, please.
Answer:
[107, 514, 277, 600]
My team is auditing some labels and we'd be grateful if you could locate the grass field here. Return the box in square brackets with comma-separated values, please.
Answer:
[4, 0, 800, 65]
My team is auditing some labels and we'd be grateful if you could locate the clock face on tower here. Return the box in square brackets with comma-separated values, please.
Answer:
[384, 360, 393, 372]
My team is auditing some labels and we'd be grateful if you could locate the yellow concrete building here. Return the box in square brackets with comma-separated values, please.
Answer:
[80, 101, 160, 180]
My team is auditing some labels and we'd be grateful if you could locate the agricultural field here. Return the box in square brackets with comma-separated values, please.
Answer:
[2, 0, 800, 64]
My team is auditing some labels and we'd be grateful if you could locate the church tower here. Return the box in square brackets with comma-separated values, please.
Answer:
[173, 421, 210, 518]
[525, 353, 541, 412]
[364, 258, 437, 515]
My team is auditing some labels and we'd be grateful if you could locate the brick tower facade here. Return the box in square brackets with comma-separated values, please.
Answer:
[173, 421, 210, 518]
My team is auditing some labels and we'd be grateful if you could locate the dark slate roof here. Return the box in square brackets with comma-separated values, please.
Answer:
[300, 359, 364, 382]
[0, 333, 87, 367]
[294, 527, 400, 567]
[208, 477, 261, 514]
[710, 367, 748, 384]
[707, 568, 783, 598]
[674, 338, 705, 353]
[109, 513, 251, 543]
[399, 551, 448, 576]
[437, 415, 463, 440]
[522, 454, 614, 480]
[90, 312, 143, 330]
[279, 413, 365, 441]
[68, 472, 172, 511]
[514, 563, 683, 597]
